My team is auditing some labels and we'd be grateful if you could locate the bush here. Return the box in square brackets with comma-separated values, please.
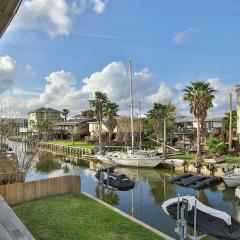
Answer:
[205, 137, 227, 155]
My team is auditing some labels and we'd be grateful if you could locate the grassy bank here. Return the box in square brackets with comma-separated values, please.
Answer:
[48, 140, 94, 150]
[13, 193, 165, 240]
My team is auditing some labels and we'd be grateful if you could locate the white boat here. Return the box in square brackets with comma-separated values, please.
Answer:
[98, 150, 162, 168]
[96, 60, 164, 168]
[235, 186, 240, 200]
[223, 168, 240, 187]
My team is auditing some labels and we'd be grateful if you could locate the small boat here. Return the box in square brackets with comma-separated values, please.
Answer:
[170, 173, 196, 183]
[190, 176, 222, 189]
[235, 186, 240, 200]
[223, 168, 240, 187]
[95, 168, 135, 191]
[162, 196, 240, 240]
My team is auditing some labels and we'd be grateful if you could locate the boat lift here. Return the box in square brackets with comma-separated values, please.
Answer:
[175, 194, 206, 240]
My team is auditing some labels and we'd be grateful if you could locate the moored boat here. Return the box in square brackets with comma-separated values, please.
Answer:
[162, 196, 240, 240]
[95, 168, 135, 191]
[223, 168, 240, 187]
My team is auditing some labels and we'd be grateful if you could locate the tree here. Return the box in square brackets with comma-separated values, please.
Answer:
[62, 109, 69, 122]
[223, 110, 237, 134]
[183, 81, 216, 159]
[103, 101, 119, 144]
[88, 91, 108, 147]
[147, 102, 176, 157]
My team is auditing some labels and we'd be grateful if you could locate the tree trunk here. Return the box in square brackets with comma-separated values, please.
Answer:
[108, 129, 112, 145]
[98, 121, 102, 149]
[163, 118, 166, 157]
[196, 118, 201, 160]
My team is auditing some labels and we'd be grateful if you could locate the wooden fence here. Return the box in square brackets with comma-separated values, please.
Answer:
[0, 175, 81, 205]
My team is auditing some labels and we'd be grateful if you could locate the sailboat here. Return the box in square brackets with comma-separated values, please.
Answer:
[96, 60, 163, 168]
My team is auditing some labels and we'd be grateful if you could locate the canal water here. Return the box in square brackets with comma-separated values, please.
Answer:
[22, 150, 239, 240]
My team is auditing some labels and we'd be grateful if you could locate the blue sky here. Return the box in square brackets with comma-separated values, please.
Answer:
[0, 0, 238, 117]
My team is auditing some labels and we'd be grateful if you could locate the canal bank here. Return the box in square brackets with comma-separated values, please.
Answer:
[6, 140, 240, 239]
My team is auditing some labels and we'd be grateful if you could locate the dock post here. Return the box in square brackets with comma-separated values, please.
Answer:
[194, 199, 197, 240]
[107, 167, 109, 189]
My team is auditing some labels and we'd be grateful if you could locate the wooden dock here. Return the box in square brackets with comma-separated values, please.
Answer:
[38, 142, 96, 161]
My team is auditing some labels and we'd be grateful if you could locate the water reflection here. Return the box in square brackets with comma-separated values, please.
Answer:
[23, 150, 240, 239]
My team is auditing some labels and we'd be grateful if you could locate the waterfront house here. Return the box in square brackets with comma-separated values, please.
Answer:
[28, 107, 63, 131]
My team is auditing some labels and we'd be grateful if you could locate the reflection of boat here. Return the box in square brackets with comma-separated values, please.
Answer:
[162, 196, 240, 240]
[223, 168, 240, 187]
[95, 168, 135, 191]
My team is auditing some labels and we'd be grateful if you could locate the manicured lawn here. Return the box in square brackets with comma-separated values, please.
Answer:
[166, 154, 196, 161]
[49, 140, 94, 150]
[12, 193, 165, 240]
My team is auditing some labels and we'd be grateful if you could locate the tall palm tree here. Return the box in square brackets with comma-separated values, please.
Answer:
[183, 81, 216, 159]
[104, 101, 119, 144]
[62, 109, 69, 122]
[89, 91, 108, 147]
[147, 102, 176, 157]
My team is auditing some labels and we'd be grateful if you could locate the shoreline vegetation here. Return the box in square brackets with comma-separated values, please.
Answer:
[13, 193, 166, 240]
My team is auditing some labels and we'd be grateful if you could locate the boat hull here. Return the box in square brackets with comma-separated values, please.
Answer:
[223, 175, 240, 187]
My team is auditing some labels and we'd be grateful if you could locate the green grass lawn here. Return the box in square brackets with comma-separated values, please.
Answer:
[49, 140, 94, 150]
[12, 193, 165, 240]
[166, 154, 196, 161]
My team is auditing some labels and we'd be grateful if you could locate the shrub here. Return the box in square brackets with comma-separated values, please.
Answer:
[205, 137, 227, 155]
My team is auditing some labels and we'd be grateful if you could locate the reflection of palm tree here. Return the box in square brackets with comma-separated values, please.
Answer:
[95, 185, 119, 205]
[196, 190, 209, 205]
[148, 174, 176, 204]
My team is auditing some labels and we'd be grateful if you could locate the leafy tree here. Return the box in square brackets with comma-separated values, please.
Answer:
[62, 109, 69, 122]
[88, 91, 108, 147]
[205, 137, 226, 155]
[223, 110, 237, 136]
[147, 102, 176, 156]
[183, 81, 216, 159]
[103, 101, 119, 144]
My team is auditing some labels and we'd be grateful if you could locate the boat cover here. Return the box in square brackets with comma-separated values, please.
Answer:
[162, 196, 231, 225]
[162, 196, 240, 240]
[95, 168, 135, 191]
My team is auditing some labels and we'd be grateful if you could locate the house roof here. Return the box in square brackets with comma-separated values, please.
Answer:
[175, 115, 224, 123]
[28, 107, 61, 114]
[0, 0, 22, 38]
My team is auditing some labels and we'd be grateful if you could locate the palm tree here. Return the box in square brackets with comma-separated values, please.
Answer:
[89, 91, 108, 147]
[183, 81, 216, 159]
[62, 109, 69, 122]
[104, 101, 119, 144]
[147, 102, 176, 157]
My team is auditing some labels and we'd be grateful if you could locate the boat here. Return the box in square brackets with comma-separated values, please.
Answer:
[162, 196, 240, 240]
[96, 60, 163, 168]
[235, 186, 240, 200]
[223, 168, 240, 187]
[95, 168, 135, 191]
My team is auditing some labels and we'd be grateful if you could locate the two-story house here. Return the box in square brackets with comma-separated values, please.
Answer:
[28, 107, 62, 131]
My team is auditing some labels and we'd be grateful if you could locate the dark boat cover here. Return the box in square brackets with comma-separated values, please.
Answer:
[95, 168, 135, 191]
[162, 196, 240, 240]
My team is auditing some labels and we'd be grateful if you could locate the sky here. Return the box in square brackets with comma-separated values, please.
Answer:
[0, 0, 239, 118]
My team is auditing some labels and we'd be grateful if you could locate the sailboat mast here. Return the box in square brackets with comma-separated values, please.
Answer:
[139, 101, 142, 150]
[129, 60, 134, 151]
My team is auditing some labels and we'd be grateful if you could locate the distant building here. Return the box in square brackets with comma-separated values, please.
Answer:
[28, 107, 62, 131]
[0, 118, 28, 135]
[175, 115, 224, 135]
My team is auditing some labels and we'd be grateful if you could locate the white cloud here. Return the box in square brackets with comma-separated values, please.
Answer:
[0, 57, 235, 117]
[12, 0, 108, 37]
[146, 83, 178, 103]
[207, 77, 236, 113]
[0, 56, 17, 94]
[92, 0, 108, 14]
[14, 0, 72, 37]
[174, 27, 196, 45]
